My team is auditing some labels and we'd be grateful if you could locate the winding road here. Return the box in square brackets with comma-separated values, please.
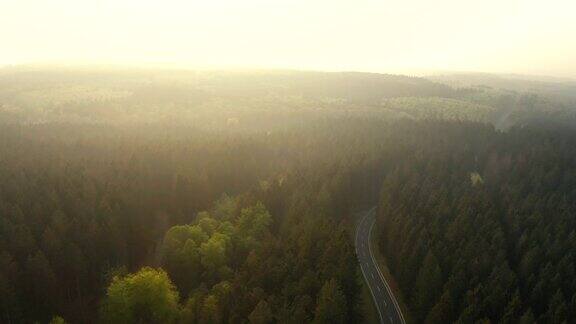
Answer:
[356, 208, 405, 324]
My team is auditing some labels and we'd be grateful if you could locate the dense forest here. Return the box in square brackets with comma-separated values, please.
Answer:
[0, 119, 388, 323]
[377, 122, 576, 323]
[1, 67, 576, 323]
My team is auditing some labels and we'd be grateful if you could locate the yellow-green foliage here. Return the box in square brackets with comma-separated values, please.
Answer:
[470, 172, 484, 186]
[49, 316, 67, 324]
[100, 267, 181, 324]
[381, 97, 496, 122]
[21, 86, 131, 106]
[160, 200, 272, 294]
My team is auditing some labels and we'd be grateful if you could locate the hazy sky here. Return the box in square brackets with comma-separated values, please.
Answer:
[1, 0, 575, 77]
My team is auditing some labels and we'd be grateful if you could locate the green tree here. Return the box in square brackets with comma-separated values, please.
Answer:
[162, 225, 204, 294]
[200, 294, 221, 324]
[238, 203, 272, 239]
[49, 316, 67, 324]
[519, 309, 535, 324]
[249, 300, 273, 324]
[313, 279, 347, 324]
[200, 233, 229, 272]
[100, 267, 180, 323]
[425, 291, 453, 323]
[500, 290, 522, 324]
[24, 251, 59, 318]
[412, 251, 443, 321]
[546, 289, 568, 324]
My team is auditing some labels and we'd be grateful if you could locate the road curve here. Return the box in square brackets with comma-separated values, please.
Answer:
[355, 207, 406, 324]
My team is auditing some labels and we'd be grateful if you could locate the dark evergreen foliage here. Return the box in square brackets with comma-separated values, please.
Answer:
[377, 122, 576, 323]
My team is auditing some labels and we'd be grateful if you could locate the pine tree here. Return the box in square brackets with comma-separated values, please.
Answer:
[314, 279, 347, 324]
[249, 300, 273, 324]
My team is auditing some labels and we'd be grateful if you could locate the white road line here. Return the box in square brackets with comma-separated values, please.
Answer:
[355, 208, 385, 324]
[371, 272, 375, 279]
[377, 286, 381, 292]
[366, 211, 406, 324]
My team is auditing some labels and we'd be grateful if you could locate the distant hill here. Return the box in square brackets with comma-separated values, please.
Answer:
[2, 66, 575, 130]
[428, 72, 576, 103]
[0, 66, 456, 125]
[0, 66, 456, 103]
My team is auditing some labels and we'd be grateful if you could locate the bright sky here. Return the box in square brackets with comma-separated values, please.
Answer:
[1, 0, 575, 77]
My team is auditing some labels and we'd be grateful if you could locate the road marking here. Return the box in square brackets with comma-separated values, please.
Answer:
[371, 272, 375, 279]
[355, 208, 384, 324]
[367, 212, 406, 324]
[377, 286, 381, 292]
[389, 316, 393, 323]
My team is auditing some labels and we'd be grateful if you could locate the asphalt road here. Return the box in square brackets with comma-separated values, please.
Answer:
[356, 208, 405, 324]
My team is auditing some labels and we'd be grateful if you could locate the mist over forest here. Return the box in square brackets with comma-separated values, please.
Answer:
[1, 66, 576, 324]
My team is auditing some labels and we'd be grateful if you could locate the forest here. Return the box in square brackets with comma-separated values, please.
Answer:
[1, 67, 576, 323]
[377, 122, 576, 323]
